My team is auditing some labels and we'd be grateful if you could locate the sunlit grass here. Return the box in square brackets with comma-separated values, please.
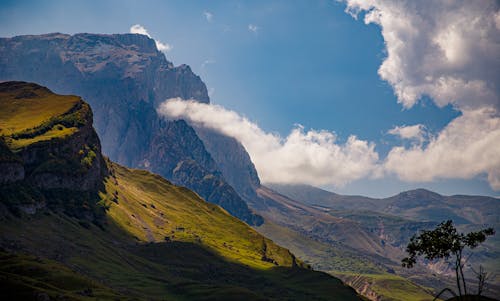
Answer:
[0, 88, 79, 135]
[7, 125, 77, 149]
[105, 163, 294, 270]
[333, 272, 438, 301]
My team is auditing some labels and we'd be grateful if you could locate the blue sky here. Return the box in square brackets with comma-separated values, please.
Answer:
[1, 0, 498, 197]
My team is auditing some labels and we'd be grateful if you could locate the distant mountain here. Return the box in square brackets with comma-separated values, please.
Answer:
[269, 184, 500, 226]
[0, 33, 261, 225]
[0, 82, 362, 300]
[3, 32, 497, 300]
[267, 184, 500, 298]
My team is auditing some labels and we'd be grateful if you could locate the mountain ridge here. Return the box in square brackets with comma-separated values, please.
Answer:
[0, 32, 261, 225]
[0, 81, 362, 300]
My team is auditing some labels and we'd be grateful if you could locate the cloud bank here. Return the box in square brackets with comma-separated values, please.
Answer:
[158, 1, 500, 191]
[385, 108, 500, 189]
[342, 0, 500, 189]
[130, 24, 172, 52]
[343, 0, 499, 110]
[159, 99, 379, 186]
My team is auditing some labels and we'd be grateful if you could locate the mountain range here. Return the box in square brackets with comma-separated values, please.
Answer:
[0, 81, 362, 300]
[1, 32, 498, 301]
[0, 32, 261, 225]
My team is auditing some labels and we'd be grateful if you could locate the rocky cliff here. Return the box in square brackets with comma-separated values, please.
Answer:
[0, 33, 260, 225]
[193, 126, 261, 202]
[0, 81, 107, 189]
[0, 81, 362, 301]
[0, 81, 107, 219]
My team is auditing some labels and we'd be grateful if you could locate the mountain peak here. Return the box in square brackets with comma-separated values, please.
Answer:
[394, 188, 443, 199]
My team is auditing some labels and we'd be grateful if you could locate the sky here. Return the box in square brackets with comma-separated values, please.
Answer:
[1, 0, 499, 198]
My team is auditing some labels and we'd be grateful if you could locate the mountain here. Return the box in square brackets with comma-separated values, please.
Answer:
[0, 33, 261, 225]
[3, 32, 497, 300]
[0, 82, 362, 300]
[269, 184, 499, 227]
[193, 126, 262, 202]
[268, 184, 500, 299]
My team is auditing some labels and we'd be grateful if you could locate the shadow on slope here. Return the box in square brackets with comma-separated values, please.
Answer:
[0, 205, 361, 301]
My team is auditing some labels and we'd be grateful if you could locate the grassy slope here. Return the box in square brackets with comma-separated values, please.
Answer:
[0, 163, 361, 300]
[0, 83, 79, 135]
[0, 82, 361, 300]
[334, 273, 438, 301]
[257, 221, 437, 301]
[0, 252, 124, 301]
[260, 185, 500, 300]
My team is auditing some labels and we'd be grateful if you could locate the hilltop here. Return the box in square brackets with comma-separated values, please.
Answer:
[0, 82, 362, 300]
[0, 32, 262, 226]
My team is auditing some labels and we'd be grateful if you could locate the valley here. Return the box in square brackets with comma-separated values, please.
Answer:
[0, 82, 362, 300]
[1, 31, 498, 301]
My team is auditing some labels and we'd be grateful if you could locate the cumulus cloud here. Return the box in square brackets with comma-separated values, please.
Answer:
[343, 0, 499, 110]
[388, 124, 426, 144]
[158, 99, 379, 187]
[203, 11, 213, 22]
[130, 24, 172, 52]
[342, 0, 500, 190]
[248, 24, 259, 33]
[385, 109, 500, 189]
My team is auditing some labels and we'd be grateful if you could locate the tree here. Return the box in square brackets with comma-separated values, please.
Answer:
[402, 220, 494, 300]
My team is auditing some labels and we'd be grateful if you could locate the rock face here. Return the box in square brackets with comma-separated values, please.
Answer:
[193, 126, 261, 202]
[0, 139, 24, 184]
[0, 81, 107, 191]
[0, 33, 260, 225]
[0, 33, 208, 164]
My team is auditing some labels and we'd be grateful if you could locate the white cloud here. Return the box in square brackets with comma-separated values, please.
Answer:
[385, 109, 500, 189]
[130, 24, 172, 52]
[158, 99, 379, 187]
[203, 11, 213, 22]
[342, 0, 500, 190]
[248, 24, 259, 33]
[388, 124, 426, 144]
[342, 0, 499, 110]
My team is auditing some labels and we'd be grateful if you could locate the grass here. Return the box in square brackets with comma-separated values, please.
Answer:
[0, 162, 363, 300]
[0, 251, 126, 300]
[0, 82, 89, 151]
[7, 124, 78, 149]
[0, 81, 362, 300]
[257, 220, 384, 274]
[104, 163, 296, 270]
[0, 82, 80, 136]
[333, 272, 438, 301]
[257, 220, 442, 301]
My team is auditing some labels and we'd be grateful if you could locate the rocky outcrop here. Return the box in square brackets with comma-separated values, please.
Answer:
[193, 126, 261, 202]
[0, 139, 24, 184]
[0, 33, 208, 164]
[172, 159, 263, 225]
[139, 120, 262, 224]
[144, 120, 218, 179]
[0, 162, 24, 184]
[0, 34, 261, 225]
[0, 82, 109, 220]
[0, 82, 107, 191]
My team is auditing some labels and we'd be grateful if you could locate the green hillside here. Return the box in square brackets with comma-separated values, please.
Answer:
[264, 184, 500, 299]
[0, 81, 362, 300]
[257, 221, 438, 301]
